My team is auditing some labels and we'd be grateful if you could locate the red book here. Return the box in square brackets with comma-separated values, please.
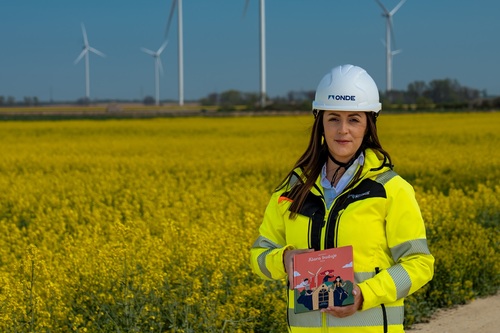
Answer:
[292, 245, 355, 313]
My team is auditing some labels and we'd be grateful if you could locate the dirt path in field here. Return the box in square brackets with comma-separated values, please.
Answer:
[408, 293, 500, 332]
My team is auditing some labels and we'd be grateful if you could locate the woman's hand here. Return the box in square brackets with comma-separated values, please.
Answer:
[320, 285, 364, 317]
[283, 248, 314, 289]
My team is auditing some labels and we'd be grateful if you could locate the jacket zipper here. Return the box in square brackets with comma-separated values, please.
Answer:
[324, 194, 346, 249]
[323, 176, 362, 249]
[333, 210, 344, 248]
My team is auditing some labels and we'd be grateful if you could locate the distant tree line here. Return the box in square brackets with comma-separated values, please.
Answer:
[381, 78, 497, 111]
[198, 90, 315, 111]
[0, 96, 40, 107]
[199, 78, 500, 112]
[1, 78, 499, 111]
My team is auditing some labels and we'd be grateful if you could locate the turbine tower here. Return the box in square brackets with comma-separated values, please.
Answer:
[141, 40, 169, 106]
[375, 0, 406, 94]
[165, 0, 184, 106]
[244, 0, 267, 108]
[74, 23, 105, 100]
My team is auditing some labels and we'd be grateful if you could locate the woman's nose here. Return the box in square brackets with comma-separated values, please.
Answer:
[338, 120, 348, 134]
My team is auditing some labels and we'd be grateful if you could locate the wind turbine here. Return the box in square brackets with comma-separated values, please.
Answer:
[308, 266, 323, 289]
[375, 0, 406, 94]
[165, 0, 184, 106]
[141, 40, 169, 106]
[74, 23, 105, 100]
[243, 0, 267, 108]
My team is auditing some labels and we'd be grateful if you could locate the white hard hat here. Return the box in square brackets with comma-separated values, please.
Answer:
[312, 64, 381, 113]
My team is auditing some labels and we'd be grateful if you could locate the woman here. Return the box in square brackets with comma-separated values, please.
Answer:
[250, 64, 434, 332]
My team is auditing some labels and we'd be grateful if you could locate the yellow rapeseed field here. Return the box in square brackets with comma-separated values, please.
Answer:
[0, 112, 498, 332]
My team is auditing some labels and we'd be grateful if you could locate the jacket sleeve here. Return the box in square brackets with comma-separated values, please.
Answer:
[250, 191, 294, 281]
[358, 178, 435, 310]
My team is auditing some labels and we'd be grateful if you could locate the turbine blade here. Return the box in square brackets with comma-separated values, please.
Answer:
[242, 0, 251, 18]
[157, 40, 169, 55]
[392, 49, 402, 56]
[390, 0, 407, 16]
[89, 47, 106, 58]
[141, 47, 156, 56]
[165, 0, 177, 37]
[81, 23, 89, 46]
[74, 49, 87, 64]
[374, 0, 389, 14]
[388, 18, 398, 50]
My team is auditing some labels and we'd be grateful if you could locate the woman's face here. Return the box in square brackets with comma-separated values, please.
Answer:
[322, 111, 367, 164]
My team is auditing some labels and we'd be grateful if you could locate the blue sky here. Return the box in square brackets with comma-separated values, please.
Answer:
[1, 0, 499, 102]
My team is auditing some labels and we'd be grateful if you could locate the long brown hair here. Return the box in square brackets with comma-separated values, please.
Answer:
[277, 110, 392, 217]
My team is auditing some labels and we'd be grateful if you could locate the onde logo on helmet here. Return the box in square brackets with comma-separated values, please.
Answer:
[328, 94, 356, 101]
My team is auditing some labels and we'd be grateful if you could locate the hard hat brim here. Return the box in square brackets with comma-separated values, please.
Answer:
[312, 102, 381, 113]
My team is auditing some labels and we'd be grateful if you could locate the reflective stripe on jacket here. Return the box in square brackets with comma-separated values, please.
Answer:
[250, 149, 434, 333]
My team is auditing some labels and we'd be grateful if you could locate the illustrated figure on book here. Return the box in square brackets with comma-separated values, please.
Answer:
[322, 270, 335, 283]
[250, 64, 435, 332]
[332, 276, 349, 306]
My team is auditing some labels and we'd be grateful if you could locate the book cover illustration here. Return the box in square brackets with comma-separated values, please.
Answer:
[292, 245, 355, 313]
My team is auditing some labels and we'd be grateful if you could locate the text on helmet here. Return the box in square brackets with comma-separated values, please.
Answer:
[328, 95, 356, 101]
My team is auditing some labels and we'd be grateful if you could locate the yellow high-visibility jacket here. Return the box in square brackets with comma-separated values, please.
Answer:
[250, 149, 434, 333]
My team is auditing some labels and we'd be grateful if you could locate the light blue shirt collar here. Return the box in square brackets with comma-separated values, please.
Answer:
[321, 152, 365, 208]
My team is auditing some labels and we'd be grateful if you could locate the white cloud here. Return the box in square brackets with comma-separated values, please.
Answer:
[343, 262, 353, 268]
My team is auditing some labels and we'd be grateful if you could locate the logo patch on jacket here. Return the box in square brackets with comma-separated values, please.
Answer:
[347, 191, 370, 200]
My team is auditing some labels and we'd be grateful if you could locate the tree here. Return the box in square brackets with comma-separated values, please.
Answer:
[219, 90, 243, 106]
[242, 92, 259, 108]
[425, 79, 462, 104]
[76, 97, 91, 105]
[459, 86, 480, 101]
[7, 96, 15, 106]
[407, 81, 428, 103]
[200, 92, 219, 106]
[24, 97, 33, 106]
[143, 96, 155, 105]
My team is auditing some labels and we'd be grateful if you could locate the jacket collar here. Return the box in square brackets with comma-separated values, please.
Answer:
[292, 148, 389, 197]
